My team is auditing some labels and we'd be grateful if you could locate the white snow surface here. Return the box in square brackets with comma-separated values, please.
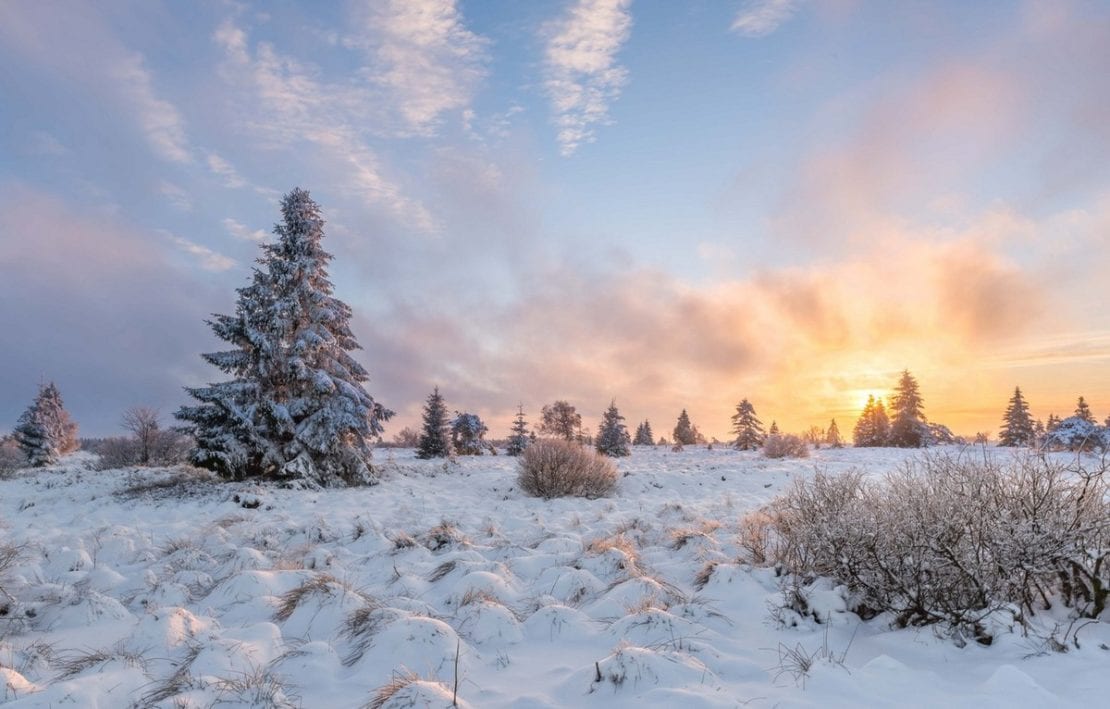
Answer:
[1, 447, 1107, 707]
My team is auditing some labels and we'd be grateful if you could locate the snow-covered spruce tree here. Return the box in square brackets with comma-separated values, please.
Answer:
[451, 412, 487, 455]
[1074, 396, 1096, 424]
[595, 400, 631, 457]
[673, 409, 696, 446]
[175, 188, 392, 486]
[506, 405, 530, 456]
[633, 419, 654, 446]
[853, 395, 890, 447]
[825, 418, 843, 448]
[730, 399, 764, 451]
[888, 369, 928, 447]
[417, 387, 451, 459]
[999, 386, 1035, 447]
[13, 382, 79, 467]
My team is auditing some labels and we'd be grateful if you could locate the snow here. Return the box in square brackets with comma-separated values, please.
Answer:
[1, 446, 1108, 707]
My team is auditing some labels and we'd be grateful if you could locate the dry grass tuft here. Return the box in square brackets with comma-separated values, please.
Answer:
[364, 669, 420, 709]
[274, 573, 369, 622]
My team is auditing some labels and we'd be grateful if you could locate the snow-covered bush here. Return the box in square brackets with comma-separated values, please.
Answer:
[1042, 416, 1107, 452]
[517, 439, 617, 499]
[762, 433, 809, 459]
[450, 412, 488, 456]
[744, 453, 1110, 641]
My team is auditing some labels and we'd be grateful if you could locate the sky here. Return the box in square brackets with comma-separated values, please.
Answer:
[1, 0, 1108, 441]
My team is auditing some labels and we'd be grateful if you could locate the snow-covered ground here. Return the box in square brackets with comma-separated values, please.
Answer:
[1, 447, 1107, 707]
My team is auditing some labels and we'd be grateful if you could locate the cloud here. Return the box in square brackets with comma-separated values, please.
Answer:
[731, 0, 801, 37]
[348, 0, 487, 135]
[543, 0, 633, 156]
[0, 3, 192, 164]
[162, 230, 237, 272]
[206, 153, 247, 189]
[222, 217, 267, 242]
[0, 184, 224, 436]
[213, 19, 438, 231]
[159, 180, 192, 211]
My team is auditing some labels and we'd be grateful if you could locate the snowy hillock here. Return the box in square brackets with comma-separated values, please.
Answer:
[0, 447, 1108, 707]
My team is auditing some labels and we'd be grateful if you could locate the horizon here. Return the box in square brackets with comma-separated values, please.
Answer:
[2, 0, 1108, 441]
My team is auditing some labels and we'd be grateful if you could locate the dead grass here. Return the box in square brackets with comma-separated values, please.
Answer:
[364, 669, 420, 709]
[54, 642, 148, 680]
[274, 573, 371, 622]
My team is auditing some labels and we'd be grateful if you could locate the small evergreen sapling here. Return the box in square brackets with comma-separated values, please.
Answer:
[730, 399, 764, 451]
[417, 387, 452, 459]
[13, 382, 79, 467]
[673, 409, 696, 446]
[451, 412, 488, 455]
[595, 401, 631, 457]
[506, 405, 530, 456]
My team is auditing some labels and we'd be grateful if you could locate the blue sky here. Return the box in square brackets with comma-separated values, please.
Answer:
[1, 0, 1108, 439]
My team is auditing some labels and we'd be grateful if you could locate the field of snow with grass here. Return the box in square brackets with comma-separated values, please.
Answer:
[1, 446, 1108, 708]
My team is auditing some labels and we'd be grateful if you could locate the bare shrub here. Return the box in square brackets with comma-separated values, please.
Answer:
[743, 453, 1110, 641]
[517, 439, 618, 499]
[762, 433, 810, 459]
[0, 436, 23, 476]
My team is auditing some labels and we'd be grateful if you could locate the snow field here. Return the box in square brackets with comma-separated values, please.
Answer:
[1, 447, 1108, 707]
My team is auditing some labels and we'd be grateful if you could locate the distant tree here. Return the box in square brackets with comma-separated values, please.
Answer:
[825, 419, 843, 448]
[121, 406, 161, 465]
[999, 386, 1035, 447]
[802, 425, 825, 448]
[175, 188, 392, 485]
[1105, 414, 1110, 428]
[853, 395, 890, 447]
[769, 421, 780, 435]
[595, 400, 631, 457]
[451, 412, 487, 455]
[657, 437, 668, 446]
[13, 382, 79, 467]
[417, 387, 451, 459]
[673, 409, 696, 446]
[1033, 418, 1046, 441]
[730, 399, 764, 451]
[391, 426, 420, 448]
[888, 370, 928, 447]
[1074, 396, 1096, 424]
[506, 404, 530, 456]
[1046, 413, 1061, 433]
[1043, 416, 1104, 452]
[632, 420, 655, 446]
[539, 401, 583, 441]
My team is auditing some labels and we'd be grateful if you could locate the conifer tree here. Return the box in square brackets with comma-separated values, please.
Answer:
[1046, 413, 1061, 433]
[730, 399, 764, 451]
[632, 420, 654, 446]
[825, 419, 843, 448]
[999, 386, 1035, 447]
[888, 369, 928, 447]
[417, 387, 452, 459]
[853, 395, 890, 447]
[176, 188, 392, 485]
[506, 405, 530, 456]
[1074, 396, 1096, 424]
[673, 409, 696, 446]
[13, 382, 79, 467]
[451, 412, 487, 455]
[596, 400, 631, 457]
[769, 421, 780, 435]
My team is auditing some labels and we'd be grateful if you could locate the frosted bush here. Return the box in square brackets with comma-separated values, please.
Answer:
[762, 434, 809, 459]
[744, 453, 1110, 641]
[517, 439, 618, 499]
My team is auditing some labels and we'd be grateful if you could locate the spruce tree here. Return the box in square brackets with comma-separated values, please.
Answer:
[596, 400, 631, 457]
[176, 188, 392, 486]
[999, 386, 1035, 447]
[1074, 396, 1096, 424]
[888, 369, 928, 447]
[730, 399, 764, 451]
[632, 420, 654, 446]
[673, 409, 696, 446]
[769, 421, 780, 435]
[13, 382, 79, 467]
[450, 412, 487, 455]
[825, 418, 843, 448]
[853, 395, 890, 447]
[506, 405, 530, 456]
[417, 387, 451, 459]
[1046, 413, 1061, 433]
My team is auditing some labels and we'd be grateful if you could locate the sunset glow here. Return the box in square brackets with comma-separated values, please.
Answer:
[1, 1, 1108, 440]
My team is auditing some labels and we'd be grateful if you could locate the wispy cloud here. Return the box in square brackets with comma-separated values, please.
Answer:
[731, 0, 800, 37]
[158, 180, 192, 211]
[222, 217, 266, 242]
[213, 19, 437, 231]
[111, 53, 192, 163]
[543, 0, 633, 156]
[162, 230, 236, 272]
[348, 0, 487, 135]
[206, 153, 247, 189]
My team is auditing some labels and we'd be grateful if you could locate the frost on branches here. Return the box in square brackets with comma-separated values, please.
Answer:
[175, 188, 393, 486]
[13, 381, 79, 467]
[595, 400, 631, 457]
